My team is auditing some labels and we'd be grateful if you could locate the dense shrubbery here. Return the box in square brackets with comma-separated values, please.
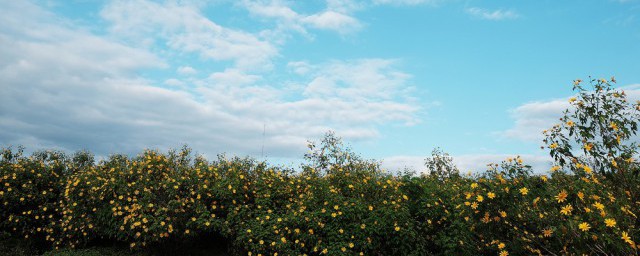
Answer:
[1, 78, 640, 255]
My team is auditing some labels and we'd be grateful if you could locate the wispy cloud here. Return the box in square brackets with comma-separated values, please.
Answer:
[241, 0, 363, 35]
[101, 0, 278, 71]
[465, 7, 520, 21]
[372, 0, 441, 6]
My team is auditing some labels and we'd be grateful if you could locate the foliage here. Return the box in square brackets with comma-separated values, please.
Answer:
[424, 148, 460, 180]
[544, 77, 640, 176]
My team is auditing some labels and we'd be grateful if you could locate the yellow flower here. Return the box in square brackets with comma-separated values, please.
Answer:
[519, 187, 529, 195]
[569, 97, 577, 103]
[573, 79, 582, 85]
[499, 250, 509, 256]
[499, 211, 507, 218]
[542, 228, 553, 237]
[498, 243, 505, 249]
[605, 218, 616, 227]
[566, 120, 574, 127]
[584, 143, 593, 151]
[577, 191, 584, 200]
[622, 231, 633, 245]
[471, 202, 478, 209]
[476, 195, 484, 202]
[555, 190, 568, 203]
[550, 166, 561, 172]
[470, 183, 478, 189]
[550, 143, 558, 149]
[593, 202, 604, 211]
[610, 122, 618, 131]
[560, 204, 573, 215]
[578, 222, 590, 232]
[487, 192, 496, 199]
[394, 226, 400, 232]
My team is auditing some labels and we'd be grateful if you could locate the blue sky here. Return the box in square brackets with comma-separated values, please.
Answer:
[1, 0, 639, 172]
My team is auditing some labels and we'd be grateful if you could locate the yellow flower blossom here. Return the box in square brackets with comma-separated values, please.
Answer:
[610, 122, 618, 131]
[593, 202, 604, 211]
[605, 218, 616, 227]
[560, 204, 573, 215]
[566, 120, 574, 127]
[622, 231, 633, 245]
[578, 222, 590, 232]
[519, 187, 529, 195]
[584, 143, 593, 151]
[555, 190, 568, 203]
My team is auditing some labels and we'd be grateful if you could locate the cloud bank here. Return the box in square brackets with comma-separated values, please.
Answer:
[0, 1, 419, 160]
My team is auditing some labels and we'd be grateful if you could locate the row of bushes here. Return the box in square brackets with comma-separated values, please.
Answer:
[1, 145, 639, 255]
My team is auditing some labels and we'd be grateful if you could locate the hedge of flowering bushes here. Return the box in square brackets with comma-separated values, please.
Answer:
[1, 146, 639, 255]
[1, 78, 639, 255]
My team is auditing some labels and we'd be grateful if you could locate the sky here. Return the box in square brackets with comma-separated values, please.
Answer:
[1, 0, 639, 173]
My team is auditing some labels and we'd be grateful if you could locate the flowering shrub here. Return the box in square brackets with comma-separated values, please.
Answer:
[0, 148, 69, 249]
[1, 78, 639, 255]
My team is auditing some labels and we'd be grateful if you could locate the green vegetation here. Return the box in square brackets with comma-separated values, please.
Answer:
[1, 78, 639, 255]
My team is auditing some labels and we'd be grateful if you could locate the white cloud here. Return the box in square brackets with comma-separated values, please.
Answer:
[302, 11, 362, 33]
[241, 0, 362, 35]
[372, 0, 437, 6]
[381, 154, 553, 174]
[501, 99, 568, 142]
[208, 68, 262, 86]
[287, 61, 313, 75]
[101, 0, 278, 71]
[177, 66, 197, 75]
[499, 84, 640, 143]
[164, 78, 186, 87]
[465, 7, 520, 21]
[301, 59, 414, 102]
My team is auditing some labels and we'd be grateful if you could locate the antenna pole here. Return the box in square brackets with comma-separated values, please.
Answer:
[261, 124, 265, 158]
